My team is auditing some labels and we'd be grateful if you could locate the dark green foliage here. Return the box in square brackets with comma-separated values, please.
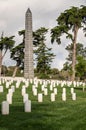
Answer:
[0, 34, 15, 51]
[65, 43, 86, 62]
[10, 30, 25, 69]
[0, 33, 15, 76]
[33, 28, 48, 46]
[63, 62, 71, 71]
[38, 73, 50, 79]
[51, 68, 59, 75]
[76, 56, 86, 80]
[11, 43, 24, 68]
[34, 27, 55, 76]
[51, 5, 86, 81]
[49, 68, 60, 79]
[10, 27, 55, 76]
[51, 6, 86, 44]
[0, 34, 15, 57]
[35, 43, 55, 74]
[51, 5, 86, 45]
[63, 43, 86, 80]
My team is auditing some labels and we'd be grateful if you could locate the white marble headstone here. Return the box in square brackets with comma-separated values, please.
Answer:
[0, 86, 3, 92]
[33, 88, 37, 96]
[6, 94, 12, 104]
[54, 88, 57, 95]
[51, 93, 55, 102]
[1, 101, 9, 115]
[72, 93, 76, 100]
[23, 94, 29, 103]
[38, 93, 43, 102]
[44, 88, 48, 95]
[71, 88, 74, 94]
[62, 93, 66, 101]
[24, 100, 31, 112]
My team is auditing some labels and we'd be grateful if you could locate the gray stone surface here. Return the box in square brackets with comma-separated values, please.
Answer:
[24, 8, 34, 79]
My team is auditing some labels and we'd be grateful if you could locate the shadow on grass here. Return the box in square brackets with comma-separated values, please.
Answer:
[74, 87, 83, 91]
[0, 104, 61, 130]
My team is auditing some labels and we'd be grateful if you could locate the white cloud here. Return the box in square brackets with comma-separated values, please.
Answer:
[0, 20, 7, 29]
[0, 0, 86, 70]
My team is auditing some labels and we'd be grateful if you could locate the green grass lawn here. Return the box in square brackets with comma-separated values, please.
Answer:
[0, 80, 86, 130]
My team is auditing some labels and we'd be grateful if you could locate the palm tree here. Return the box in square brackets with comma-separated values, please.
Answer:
[51, 5, 86, 81]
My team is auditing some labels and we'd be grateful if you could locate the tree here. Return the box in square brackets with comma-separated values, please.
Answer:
[34, 27, 55, 78]
[10, 30, 25, 77]
[51, 5, 86, 81]
[0, 33, 15, 76]
[11, 29, 41, 77]
[62, 62, 72, 80]
[66, 43, 86, 62]
[2, 65, 8, 76]
[11, 27, 55, 78]
[76, 56, 86, 80]
[11, 43, 24, 77]
[62, 43, 86, 80]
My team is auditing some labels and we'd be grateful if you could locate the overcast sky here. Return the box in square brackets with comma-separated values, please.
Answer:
[0, 0, 86, 70]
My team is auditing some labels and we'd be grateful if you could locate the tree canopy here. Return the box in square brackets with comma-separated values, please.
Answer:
[34, 27, 55, 78]
[51, 5, 86, 81]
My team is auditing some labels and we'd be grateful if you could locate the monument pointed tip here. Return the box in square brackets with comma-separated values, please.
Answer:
[26, 8, 31, 13]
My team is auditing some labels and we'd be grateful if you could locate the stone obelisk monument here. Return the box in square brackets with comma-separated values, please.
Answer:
[24, 8, 34, 79]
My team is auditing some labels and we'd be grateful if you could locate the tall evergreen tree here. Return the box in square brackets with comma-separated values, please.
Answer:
[11, 28, 55, 78]
[10, 30, 25, 77]
[63, 43, 86, 80]
[66, 43, 86, 62]
[34, 27, 55, 77]
[51, 5, 86, 81]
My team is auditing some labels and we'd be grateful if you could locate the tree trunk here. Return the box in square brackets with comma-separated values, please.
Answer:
[0, 50, 2, 77]
[12, 66, 18, 77]
[72, 25, 79, 82]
